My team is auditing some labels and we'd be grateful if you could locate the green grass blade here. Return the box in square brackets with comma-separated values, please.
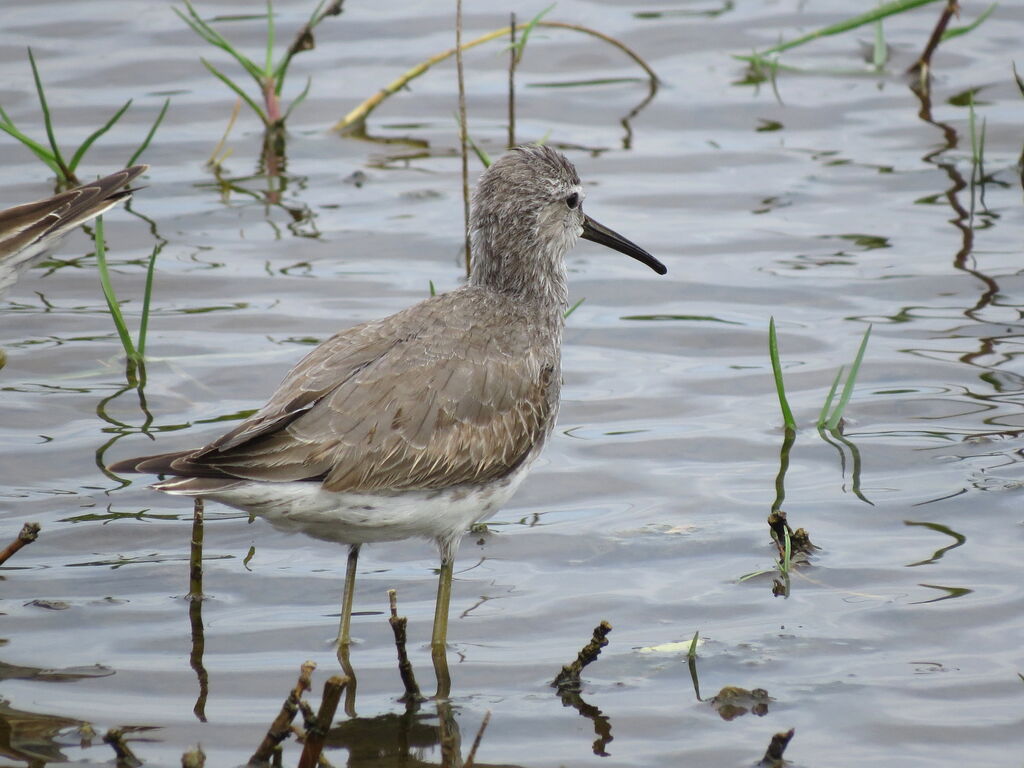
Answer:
[127, 97, 170, 167]
[873, 16, 886, 69]
[0, 115, 62, 174]
[264, 0, 275, 75]
[69, 99, 133, 172]
[466, 131, 492, 167]
[511, 3, 555, 64]
[27, 48, 70, 178]
[1013, 62, 1024, 98]
[687, 630, 699, 660]
[136, 244, 159, 357]
[201, 58, 269, 124]
[428, 280, 437, 296]
[941, 2, 997, 41]
[735, 0, 943, 59]
[825, 325, 872, 430]
[564, 297, 585, 319]
[176, 2, 265, 84]
[817, 366, 844, 428]
[769, 317, 797, 431]
[281, 76, 312, 122]
[94, 217, 138, 361]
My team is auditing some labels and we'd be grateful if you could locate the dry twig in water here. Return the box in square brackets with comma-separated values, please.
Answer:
[388, 589, 423, 701]
[297, 675, 348, 768]
[248, 660, 316, 766]
[552, 620, 612, 692]
[0, 522, 40, 566]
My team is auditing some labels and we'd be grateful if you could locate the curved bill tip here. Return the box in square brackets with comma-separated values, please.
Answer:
[581, 215, 667, 275]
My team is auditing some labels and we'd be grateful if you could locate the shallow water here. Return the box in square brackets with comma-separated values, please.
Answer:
[2, 1, 1023, 765]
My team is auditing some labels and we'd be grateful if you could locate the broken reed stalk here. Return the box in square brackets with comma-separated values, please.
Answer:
[188, 498, 204, 600]
[507, 13, 516, 149]
[463, 710, 492, 768]
[296, 675, 348, 768]
[181, 745, 206, 767]
[248, 660, 317, 766]
[332, 21, 658, 133]
[103, 729, 142, 767]
[388, 589, 423, 701]
[455, 0, 471, 277]
[908, 0, 959, 79]
[0, 522, 40, 566]
[759, 727, 796, 767]
[551, 621, 612, 691]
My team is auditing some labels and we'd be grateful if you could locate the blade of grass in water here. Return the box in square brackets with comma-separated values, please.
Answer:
[69, 100, 133, 172]
[136, 244, 160, 358]
[824, 325, 872, 430]
[27, 49, 70, 178]
[769, 317, 796, 431]
[735, 0, 944, 60]
[564, 297, 585, 319]
[817, 366, 844, 429]
[127, 97, 171, 167]
[94, 217, 138, 362]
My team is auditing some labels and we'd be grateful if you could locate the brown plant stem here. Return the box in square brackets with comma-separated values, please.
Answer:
[759, 727, 796, 767]
[188, 499, 204, 600]
[507, 13, 516, 149]
[552, 620, 612, 692]
[248, 661, 316, 766]
[333, 21, 658, 134]
[297, 675, 348, 768]
[464, 710, 491, 768]
[103, 729, 142, 767]
[907, 0, 959, 80]
[0, 522, 40, 566]
[388, 589, 423, 701]
[456, 0, 471, 277]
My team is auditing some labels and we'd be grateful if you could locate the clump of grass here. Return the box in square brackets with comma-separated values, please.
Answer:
[0, 49, 168, 187]
[94, 217, 159, 383]
[769, 318, 872, 433]
[176, 0, 344, 129]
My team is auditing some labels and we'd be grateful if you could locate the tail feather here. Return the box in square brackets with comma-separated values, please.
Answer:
[0, 165, 148, 264]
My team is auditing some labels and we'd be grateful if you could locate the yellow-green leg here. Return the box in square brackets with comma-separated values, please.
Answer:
[430, 556, 455, 651]
[337, 543, 361, 648]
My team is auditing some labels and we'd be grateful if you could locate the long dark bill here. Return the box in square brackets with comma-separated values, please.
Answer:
[581, 215, 667, 275]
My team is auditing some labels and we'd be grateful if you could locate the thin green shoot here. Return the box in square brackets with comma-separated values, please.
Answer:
[872, 7, 887, 69]
[464, 128, 492, 167]
[94, 217, 139, 363]
[817, 366, 845, 428]
[0, 49, 167, 185]
[734, 0, 943, 61]
[768, 317, 796, 431]
[127, 98, 171, 168]
[564, 297, 585, 319]
[823, 325, 872, 431]
[1013, 62, 1024, 98]
[509, 4, 555, 65]
[687, 630, 699, 660]
[429, 280, 437, 297]
[941, 3, 997, 42]
[136, 244, 160, 358]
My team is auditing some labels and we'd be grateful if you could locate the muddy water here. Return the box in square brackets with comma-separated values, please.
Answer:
[2, 0, 1023, 765]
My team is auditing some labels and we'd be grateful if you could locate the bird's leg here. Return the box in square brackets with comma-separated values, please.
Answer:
[431, 554, 455, 651]
[337, 543, 361, 648]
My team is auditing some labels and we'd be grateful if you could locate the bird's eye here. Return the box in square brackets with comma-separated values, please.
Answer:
[566, 192, 580, 209]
